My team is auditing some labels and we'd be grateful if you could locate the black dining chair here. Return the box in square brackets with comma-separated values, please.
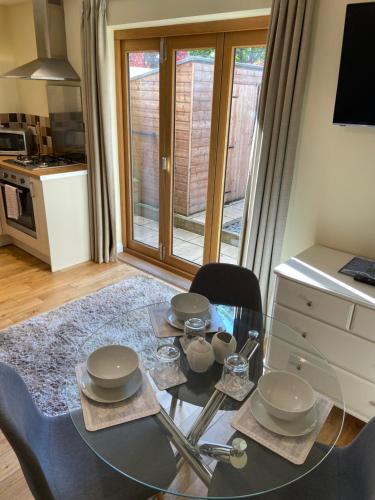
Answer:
[189, 262, 262, 313]
[190, 262, 263, 380]
[208, 418, 375, 499]
[0, 362, 176, 500]
[168, 263, 263, 415]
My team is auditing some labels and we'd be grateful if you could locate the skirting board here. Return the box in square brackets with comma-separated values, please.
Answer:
[0, 234, 11, 247]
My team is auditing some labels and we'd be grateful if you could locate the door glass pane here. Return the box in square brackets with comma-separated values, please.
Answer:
[219, 47, 266, 264]
[171, 48, 215, 265]
[128, 51, 160, 248]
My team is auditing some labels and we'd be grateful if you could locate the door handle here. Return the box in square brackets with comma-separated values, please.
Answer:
[29, 181, 35, 198]
[161, 156, 168, 172]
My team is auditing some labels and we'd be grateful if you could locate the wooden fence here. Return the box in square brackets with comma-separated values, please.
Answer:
[129, 57, 262, 217]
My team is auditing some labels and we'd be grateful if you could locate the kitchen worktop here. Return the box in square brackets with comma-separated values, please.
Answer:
[0, 156, 87, 178]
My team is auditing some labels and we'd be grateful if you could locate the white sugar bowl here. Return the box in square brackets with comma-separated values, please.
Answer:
[186, 338, 215, 373]
[211, 330, 237, 364]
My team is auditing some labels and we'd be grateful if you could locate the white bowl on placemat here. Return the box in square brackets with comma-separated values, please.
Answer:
[257, 371, 316, 422]
[171, 293, 210, 323]
[81, 368, 142, 404]
[86, 345, 139, 389]
[249, 390, 317, 437]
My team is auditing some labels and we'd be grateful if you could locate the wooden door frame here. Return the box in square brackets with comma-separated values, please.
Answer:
[118, 37, 161, 261]
[208, 29, 268, 262]
[162, 32, 223, 276]
[114, 16, 269, 40]
[114, 16, 270, 277]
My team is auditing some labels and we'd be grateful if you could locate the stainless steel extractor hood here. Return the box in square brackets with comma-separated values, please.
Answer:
[1, 0, 79, 81]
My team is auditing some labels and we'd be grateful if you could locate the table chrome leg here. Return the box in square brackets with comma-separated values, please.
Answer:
[187, 390, 226, 446]
[198, 438, 248, 469]
[169, 395, 178, 419]
[188, 338, 260, 446]
[157, 336, 260, 487]
[156, 406, 213, 486]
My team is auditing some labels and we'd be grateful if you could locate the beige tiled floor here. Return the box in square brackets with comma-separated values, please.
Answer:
[133, 200, 244, 265]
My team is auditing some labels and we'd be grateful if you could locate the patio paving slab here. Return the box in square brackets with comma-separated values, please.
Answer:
[133, 219, 240, 265]
[173, 227, 202, 241]
[173, 240, 204, 263]
[220, 243, 240, 259]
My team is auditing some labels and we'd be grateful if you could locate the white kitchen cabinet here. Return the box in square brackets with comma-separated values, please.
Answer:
[0, 168, 90, 271]
[272, 245, 375, 422]
[40, 171, 91, 271]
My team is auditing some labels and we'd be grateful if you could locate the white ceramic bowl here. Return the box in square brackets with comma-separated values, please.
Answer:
[86, 345, 139, 389]
[257, 371, 316, 421]
[171, 293, 210, 323]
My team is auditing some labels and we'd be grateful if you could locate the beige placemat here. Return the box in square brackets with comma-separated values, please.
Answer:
[215, 379, 255, 402]
[149, 367, 187, 390]
[75, 363, 160, 432]
[149, 303, 224, 338]
[232, 395, 333, 465]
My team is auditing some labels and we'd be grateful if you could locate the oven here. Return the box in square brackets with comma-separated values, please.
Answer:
[0, 128, 33, 155]
[0, 168, 36, 238]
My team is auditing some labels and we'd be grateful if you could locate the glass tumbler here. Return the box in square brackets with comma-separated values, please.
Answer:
[183, 317, 206, 349]
[154, 345, 180, 386]
[221, 353, 250, 399]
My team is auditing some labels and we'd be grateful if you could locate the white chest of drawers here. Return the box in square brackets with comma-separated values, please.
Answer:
[272, 245, 375, 422]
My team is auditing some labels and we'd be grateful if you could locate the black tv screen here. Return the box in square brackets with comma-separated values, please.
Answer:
[333, 2, 375, 126]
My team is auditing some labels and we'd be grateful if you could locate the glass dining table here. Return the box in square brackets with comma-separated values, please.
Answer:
[65, 302, 345, 499]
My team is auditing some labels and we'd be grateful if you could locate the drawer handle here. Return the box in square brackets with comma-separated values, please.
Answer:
[299, 294, 313, 308]
[293, 327, 308, 339]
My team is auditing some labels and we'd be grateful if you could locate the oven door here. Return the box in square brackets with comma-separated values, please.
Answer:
[0, 180, 37, 238]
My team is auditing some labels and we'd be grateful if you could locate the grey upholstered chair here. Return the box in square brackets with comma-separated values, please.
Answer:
[0, 362, 176, 500]
[208, 418, 375, 499]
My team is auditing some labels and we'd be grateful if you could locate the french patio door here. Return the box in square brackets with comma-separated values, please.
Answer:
[119, 24, 267, 277]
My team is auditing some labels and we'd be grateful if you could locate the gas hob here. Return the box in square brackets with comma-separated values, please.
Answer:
[3, 154, 84, 170]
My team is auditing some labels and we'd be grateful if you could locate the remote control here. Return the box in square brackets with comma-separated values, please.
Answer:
[354, 272, 375, 287]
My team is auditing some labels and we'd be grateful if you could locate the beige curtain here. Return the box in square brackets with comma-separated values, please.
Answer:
[240, 0, 315, 310]
[81, 0, 117, 263]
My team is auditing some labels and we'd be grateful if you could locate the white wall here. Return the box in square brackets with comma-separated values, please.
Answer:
[0, 6, 20, 112]
[108, 0, 270, 27]
[282, 0, 375, 262]
[64, 0, 83, 79]
[0, 0, 80, 117]
[7, 1, 48, 116]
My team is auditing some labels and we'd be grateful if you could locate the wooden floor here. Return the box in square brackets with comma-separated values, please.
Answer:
[0, 245, 365, 499]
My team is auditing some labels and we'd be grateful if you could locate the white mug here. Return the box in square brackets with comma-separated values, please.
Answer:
[211, 330, 237, 364]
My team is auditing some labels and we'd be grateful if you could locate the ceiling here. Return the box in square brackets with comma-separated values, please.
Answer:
[0, 0, 30, 5]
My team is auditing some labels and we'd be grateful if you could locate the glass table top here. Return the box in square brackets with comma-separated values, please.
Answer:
[65, 302, 345, 499]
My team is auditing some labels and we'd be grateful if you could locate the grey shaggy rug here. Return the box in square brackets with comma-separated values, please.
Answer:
[0, 275, 177, 416]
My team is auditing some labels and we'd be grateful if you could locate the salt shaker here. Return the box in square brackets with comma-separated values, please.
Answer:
[186, 337, 214, 373]
[211, 329, 237, 364]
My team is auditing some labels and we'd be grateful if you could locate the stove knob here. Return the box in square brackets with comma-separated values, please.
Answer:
[3, 173, 8, 178]
[20, 178, 25, 184]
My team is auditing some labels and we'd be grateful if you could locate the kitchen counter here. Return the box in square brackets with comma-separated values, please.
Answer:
[0, 155, 90, 271]
[0, 156, 87, 178]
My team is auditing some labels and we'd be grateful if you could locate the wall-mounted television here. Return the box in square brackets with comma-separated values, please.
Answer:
[333, 2, 375, 126]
